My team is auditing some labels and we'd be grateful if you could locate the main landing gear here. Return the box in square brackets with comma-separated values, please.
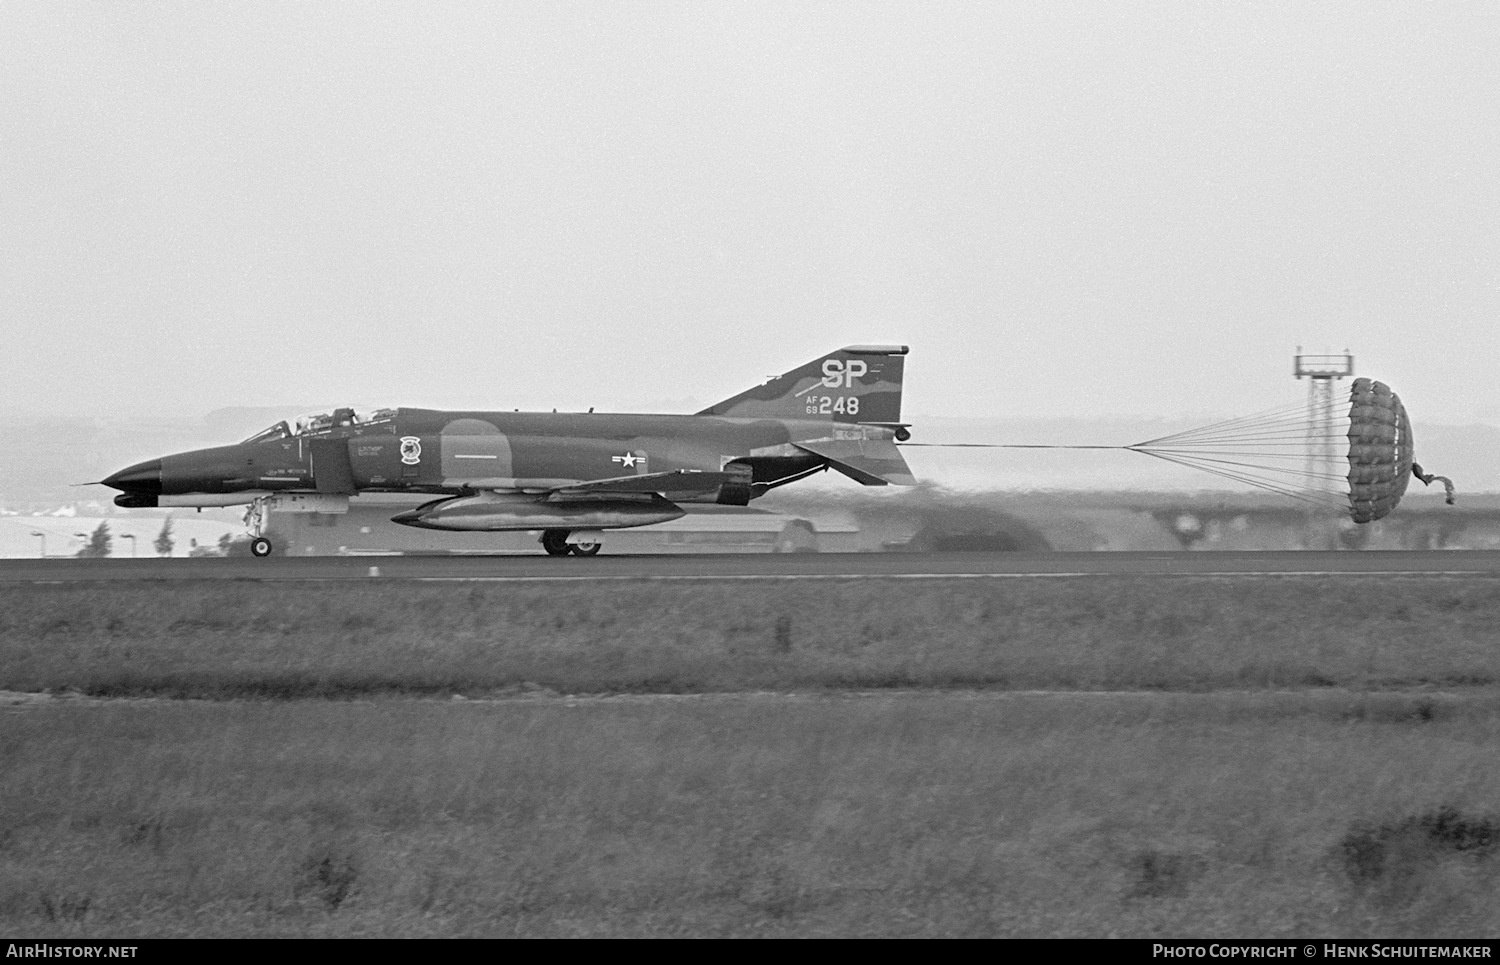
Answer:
[250, 537, 273, 558]
[540, 530, 602, 557]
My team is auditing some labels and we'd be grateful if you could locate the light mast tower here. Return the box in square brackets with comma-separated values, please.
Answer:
[1294, 348, 1354, 537]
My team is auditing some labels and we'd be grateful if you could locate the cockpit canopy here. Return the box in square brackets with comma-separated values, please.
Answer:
[241, 407, 396, 444]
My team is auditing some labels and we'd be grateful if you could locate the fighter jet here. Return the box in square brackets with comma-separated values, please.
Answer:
[101, 345, 916, 556]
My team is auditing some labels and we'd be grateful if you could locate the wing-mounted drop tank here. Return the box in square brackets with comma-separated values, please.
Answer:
[390, 491, 686, 532]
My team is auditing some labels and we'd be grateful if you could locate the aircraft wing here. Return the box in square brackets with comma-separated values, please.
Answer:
[547, 469, 736, 499]
[794, 438, 918, 486]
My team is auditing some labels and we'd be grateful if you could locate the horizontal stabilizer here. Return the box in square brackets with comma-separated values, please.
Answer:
[793, 438, 917, 487]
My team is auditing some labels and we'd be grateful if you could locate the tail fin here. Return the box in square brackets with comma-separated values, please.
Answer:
[697, 345, 907, 423]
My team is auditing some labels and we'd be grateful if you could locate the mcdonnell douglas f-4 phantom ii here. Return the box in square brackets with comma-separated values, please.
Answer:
[101, 345, 916, 557]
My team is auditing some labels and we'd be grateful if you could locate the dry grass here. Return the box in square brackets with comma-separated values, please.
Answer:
[3, 693, 1500, 937]
[5, 575, 1500, 936]
[1, 576, 1499, 697]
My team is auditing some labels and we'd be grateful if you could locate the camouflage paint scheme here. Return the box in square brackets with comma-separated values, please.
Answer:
[102, 346, 916, 554]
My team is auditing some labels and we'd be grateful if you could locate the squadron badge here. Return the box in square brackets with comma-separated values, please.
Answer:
[399, 436, 422, 465]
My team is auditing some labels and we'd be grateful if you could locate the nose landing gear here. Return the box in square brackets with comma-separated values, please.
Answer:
[245, 498, 274, 558]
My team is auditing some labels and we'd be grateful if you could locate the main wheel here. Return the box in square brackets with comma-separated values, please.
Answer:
[540, 530, 572, 556]
[570, 541, 602, 556]
[250, 537, 273, 558]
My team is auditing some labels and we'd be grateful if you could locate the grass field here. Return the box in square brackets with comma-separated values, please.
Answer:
[5, 694, 1500, 937]
[3, 575, 1500, 937]
[2, 576, 1499, 696]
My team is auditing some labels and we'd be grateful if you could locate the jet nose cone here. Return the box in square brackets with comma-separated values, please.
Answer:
[102, 458, 163, 494]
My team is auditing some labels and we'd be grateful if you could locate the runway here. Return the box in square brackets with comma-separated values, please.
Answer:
[3, 550, 1500, 582]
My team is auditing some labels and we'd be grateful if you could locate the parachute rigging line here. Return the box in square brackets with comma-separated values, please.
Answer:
[898, 378, 1438, 523]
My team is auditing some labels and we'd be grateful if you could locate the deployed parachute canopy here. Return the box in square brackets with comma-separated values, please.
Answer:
[1127, 377, 1435, 523]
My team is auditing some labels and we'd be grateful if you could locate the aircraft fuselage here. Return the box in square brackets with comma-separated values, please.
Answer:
[101, 344, 916, 554]
[106, 409, 882, 507]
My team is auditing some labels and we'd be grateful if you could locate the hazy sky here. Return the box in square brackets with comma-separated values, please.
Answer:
[4, 2, 1497, 425]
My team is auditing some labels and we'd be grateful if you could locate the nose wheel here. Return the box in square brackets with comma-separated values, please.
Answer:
[250, 537, 273, 558]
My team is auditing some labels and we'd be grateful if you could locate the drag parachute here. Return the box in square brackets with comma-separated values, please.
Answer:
[1127, 378, 1425, 523]
[901, 376, 1452, 523]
